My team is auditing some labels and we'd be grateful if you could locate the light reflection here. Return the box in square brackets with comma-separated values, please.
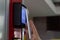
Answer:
[0, 0, 5, 40]
[0, 16, 4, 40]
[0, 32, 2, 39]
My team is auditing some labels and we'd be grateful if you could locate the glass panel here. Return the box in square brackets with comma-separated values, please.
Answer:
[0, 16, 4, 40]
[0, 0, 5, 40]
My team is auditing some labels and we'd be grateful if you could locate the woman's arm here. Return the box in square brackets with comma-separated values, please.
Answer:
[29, 19, 41, 40]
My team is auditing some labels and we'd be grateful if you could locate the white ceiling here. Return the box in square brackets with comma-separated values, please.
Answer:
[24, 0, 58, 17]
[52, 0, 60, 15]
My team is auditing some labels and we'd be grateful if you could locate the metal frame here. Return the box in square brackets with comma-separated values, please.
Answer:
[3, 0, 9, 40]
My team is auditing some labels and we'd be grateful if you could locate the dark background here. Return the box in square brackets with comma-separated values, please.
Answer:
[47, 16, 60, 31]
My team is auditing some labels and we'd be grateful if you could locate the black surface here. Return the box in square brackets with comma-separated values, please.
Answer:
[13, 3, 22, 26]
[47, 16, 60, 31]
[54, 2, 60, 6]
[13, 3, 26, 28]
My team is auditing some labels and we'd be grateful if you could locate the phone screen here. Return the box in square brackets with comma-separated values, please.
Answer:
[21, 6, 26, 24]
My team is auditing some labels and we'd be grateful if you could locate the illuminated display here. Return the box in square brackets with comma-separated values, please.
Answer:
[21, 6, 26, 24]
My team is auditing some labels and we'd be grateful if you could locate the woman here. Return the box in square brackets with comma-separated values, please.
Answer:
[14, 19, 41, 40]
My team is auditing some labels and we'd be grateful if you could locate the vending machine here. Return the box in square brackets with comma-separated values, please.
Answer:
[9, 0, 31, 40]
[9, 0, 21, 40]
